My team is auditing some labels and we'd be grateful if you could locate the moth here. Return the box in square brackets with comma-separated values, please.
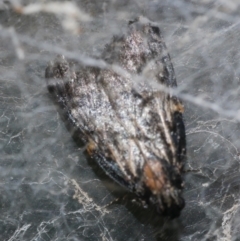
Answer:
[45, 16, 186, 218]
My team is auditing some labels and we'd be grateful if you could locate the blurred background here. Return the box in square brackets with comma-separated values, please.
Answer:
[1, 0, 240, 240]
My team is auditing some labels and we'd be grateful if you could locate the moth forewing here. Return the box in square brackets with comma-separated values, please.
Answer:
[45, 17, 186, 218]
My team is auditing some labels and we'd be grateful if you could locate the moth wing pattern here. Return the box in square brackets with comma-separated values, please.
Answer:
[45, 16, 186, 218]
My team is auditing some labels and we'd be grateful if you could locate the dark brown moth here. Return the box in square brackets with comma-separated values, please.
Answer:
[45, 16, 186, 218]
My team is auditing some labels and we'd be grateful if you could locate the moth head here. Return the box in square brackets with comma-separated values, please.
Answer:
[45, 55, 76, 95]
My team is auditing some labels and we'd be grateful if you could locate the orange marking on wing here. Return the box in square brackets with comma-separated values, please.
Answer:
[175, 102, 184, 113]
[86, 140, 97, 156]
[143, 161, 166, 195]
[171, 99, 184, 113]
